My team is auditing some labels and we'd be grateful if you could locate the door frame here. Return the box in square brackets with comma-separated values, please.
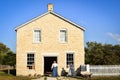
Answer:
[44, 56, 57, 75]
[42, 53, 59, 75]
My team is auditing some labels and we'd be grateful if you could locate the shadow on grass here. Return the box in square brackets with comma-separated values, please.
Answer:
[2, 69, 16, 76]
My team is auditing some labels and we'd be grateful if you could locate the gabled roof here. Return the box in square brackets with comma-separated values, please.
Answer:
[15, 11, 85, 31]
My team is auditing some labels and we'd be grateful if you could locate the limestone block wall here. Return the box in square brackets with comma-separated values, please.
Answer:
[16, 13, 85, 76]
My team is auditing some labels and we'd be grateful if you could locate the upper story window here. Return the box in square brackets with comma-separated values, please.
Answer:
[34, 30, 41, 43]
[60, 29, 67, 43]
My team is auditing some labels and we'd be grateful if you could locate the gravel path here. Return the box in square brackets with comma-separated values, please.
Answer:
[32, 77, 57, 80]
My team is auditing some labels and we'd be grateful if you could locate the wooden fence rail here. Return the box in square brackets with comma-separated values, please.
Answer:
[0, 65, 15, 74]
[0, 65, 15, 70]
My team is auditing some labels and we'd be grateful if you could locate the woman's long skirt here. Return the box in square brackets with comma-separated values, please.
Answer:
[52, 67, 58, 77]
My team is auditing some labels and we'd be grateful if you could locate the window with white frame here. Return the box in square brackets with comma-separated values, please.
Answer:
[27, 53, 35, 69]
[60, 29, 67, 42]
[66, 53, 74, 67]
[34, 30, 41, 42]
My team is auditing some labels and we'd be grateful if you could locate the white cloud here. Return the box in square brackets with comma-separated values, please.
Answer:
[107, 32, 120, 42]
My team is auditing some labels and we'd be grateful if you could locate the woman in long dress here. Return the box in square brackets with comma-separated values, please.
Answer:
[70, 63, 75, 77]
[51, 61, 58, 77]
[66, 65, 71, 76]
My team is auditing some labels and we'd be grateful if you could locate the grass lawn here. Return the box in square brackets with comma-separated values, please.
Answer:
[0, 71, 120, 80]
[74, 76, 120, 80]
[90, 76, 120, 80]
[0, 71, 31, 80]
[59, 76, 120, 80]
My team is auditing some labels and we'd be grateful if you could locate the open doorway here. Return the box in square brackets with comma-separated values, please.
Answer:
[44, 56, 57, 75]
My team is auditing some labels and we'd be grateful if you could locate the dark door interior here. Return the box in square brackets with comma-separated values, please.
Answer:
[44, 56, 57, 75]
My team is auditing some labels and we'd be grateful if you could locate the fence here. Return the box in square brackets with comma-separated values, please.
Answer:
[0, 65, 15, 74]
[89, 65, 120, 76]
[0, 65, 14, 70]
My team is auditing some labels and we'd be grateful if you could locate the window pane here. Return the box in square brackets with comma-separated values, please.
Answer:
[66, 53, 74, 67]
[27, 53, 35, 69]
[60, 30, 67, 42]
[34, 30, 41, 42]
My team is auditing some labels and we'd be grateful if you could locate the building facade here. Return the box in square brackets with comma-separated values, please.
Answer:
[15, 4, 85, 76]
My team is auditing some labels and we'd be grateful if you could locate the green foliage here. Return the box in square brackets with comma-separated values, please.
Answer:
[0, 43, 10, 53]
[3, 51, 16, 66]
[0, 42, 16, 65]
[0, 43, 10, 64]
[85, 42, 120, 65]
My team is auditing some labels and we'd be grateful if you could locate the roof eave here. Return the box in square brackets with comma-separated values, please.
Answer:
[15, 11, 50, 31]
[50, 11, 86, 31]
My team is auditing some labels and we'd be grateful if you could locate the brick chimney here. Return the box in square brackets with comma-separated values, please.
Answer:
[48, 3, 54, 11]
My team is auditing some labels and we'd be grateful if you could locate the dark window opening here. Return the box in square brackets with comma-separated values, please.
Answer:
[27, 53, 35, 69]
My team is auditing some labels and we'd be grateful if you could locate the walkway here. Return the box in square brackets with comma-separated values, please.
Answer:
[32, 77, 71, 80]
[32, 77, 57, 80]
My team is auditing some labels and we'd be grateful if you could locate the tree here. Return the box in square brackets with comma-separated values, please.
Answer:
[0, 43, 10, 64]
[85, 42, 120, 65]
[3, 51, 16, 66]
[0, 42, 10, 53]
[0, 51, 4, 64]
[85, 42, 104, 65]
[0, 42, 16, 65]
[113, 45, 120, 63]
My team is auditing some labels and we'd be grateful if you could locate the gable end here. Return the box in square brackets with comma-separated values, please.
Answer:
[15, 11, 85, 31]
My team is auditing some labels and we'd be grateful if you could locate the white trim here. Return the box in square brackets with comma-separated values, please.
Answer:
[15, 11, 85, 31]
[65, 53, 67, 68]
[33, 29, 41, 43]
[65, 51, 75, 68]
[33, 28, 41, 30]
[26, 51, 36, 53]
[59, 28, 67, 30]
[15, 12, 49, 31]
[59, 28, 67, 43]
[26, 51, 36, 68]
[42, 55, 44, 75]
[26, 52, 36, 70]
[51, 11, 85, 31]
[41, 53, 59, 56]
[65, 51, 75, 53]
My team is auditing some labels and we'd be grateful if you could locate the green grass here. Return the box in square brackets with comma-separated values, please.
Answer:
[57, 76, 120, 80]
[90, 76, 120, 80]
[0, 71, 31, 80]
[0, 71, 120, 80]
[74, 76, 120, 80]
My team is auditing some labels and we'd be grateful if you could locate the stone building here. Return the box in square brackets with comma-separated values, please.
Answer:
[15, 4, 85, 76]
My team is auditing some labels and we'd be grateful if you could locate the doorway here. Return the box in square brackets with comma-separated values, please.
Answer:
[44, 56, 57, 75]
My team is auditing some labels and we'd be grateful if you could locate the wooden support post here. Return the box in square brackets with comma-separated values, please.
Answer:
[7, 66, 10, 74]
[8, 69, 10, 74]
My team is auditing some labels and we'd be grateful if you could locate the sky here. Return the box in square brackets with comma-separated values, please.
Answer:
[0, 0, 120, 52]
